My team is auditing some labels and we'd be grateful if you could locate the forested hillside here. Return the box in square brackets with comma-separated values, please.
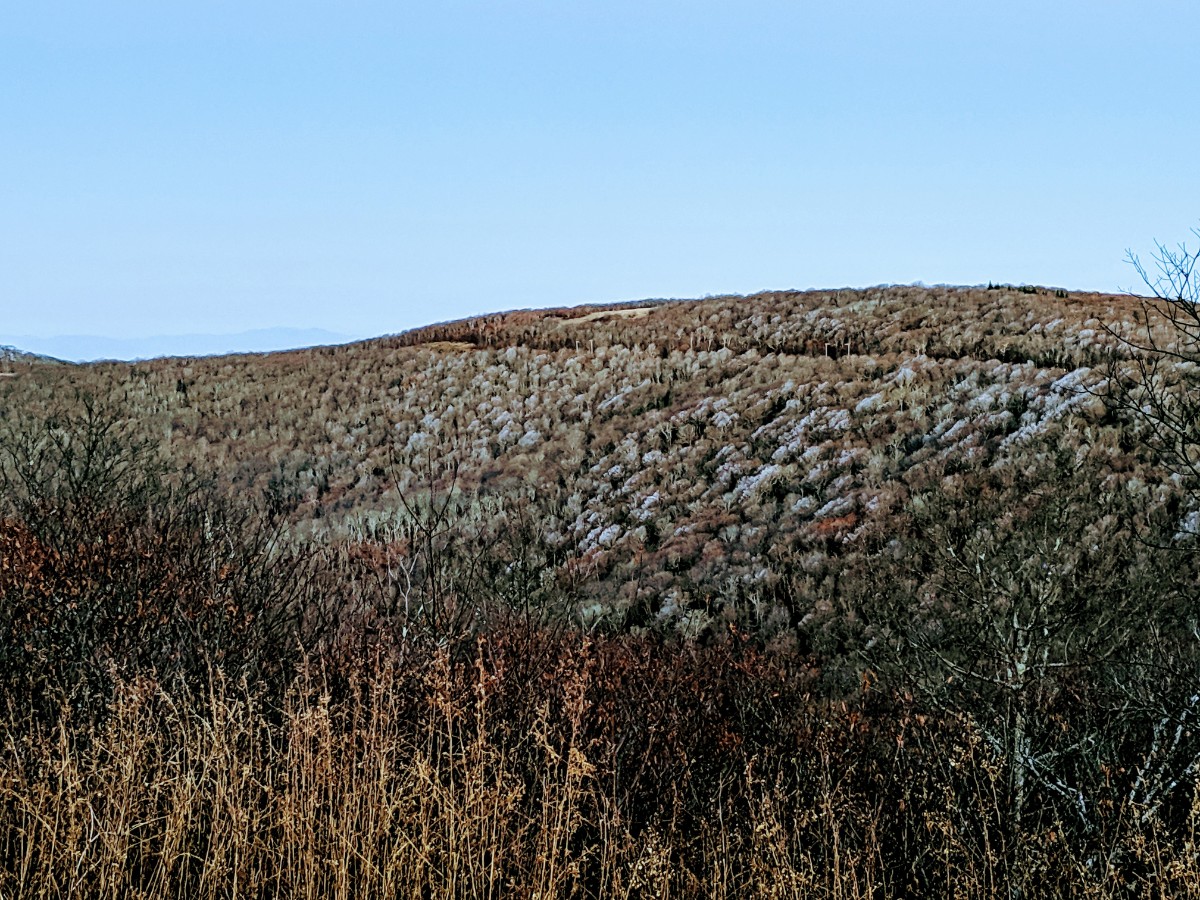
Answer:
[3, 283, 1200, 897]
[0, 285, 1181, 642]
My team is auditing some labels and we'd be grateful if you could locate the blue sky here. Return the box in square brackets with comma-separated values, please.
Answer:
[3, 1, 1198, 349]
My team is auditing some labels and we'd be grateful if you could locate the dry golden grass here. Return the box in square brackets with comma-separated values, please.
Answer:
[419, 341, 479, 352]
[4, 639, 1199, 900]
[561, 307, 655, 324]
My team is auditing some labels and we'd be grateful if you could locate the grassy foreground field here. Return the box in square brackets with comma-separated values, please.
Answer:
[6, 637, 1200, 898]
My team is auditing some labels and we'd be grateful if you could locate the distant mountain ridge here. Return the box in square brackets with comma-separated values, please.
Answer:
[0, 328, 354, 363]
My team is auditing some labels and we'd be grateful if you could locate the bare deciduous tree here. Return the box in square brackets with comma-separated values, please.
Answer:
[1108, 229, 1200, 490]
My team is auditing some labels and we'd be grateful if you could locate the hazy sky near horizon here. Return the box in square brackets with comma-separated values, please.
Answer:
[3, 1, 1199, 346]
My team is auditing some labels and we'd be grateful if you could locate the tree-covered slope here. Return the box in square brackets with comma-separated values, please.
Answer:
[0, 285, 1182, 643]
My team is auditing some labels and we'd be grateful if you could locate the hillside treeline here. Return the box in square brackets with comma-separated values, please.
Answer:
[0, 286, 1169, 638]
[2, 285, 1200, 895]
